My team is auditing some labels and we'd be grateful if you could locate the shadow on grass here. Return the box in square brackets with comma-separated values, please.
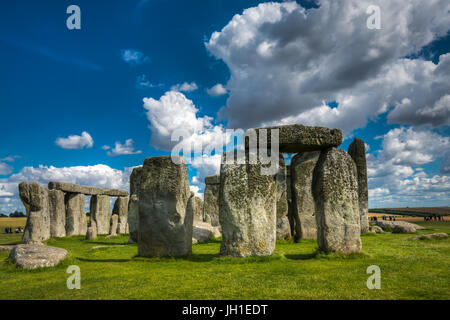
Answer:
[284, 251, 320, 260]
[77, 257, 132, 263]
[87, 241, 132, 246]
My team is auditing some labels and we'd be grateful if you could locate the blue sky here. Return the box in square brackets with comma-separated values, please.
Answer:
[1, 0, 449, 214]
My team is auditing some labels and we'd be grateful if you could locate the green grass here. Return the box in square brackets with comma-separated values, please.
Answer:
[0, 221, 449, 300]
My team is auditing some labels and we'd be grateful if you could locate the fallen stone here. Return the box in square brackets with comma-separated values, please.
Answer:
[19, 182, 50, 244]
[219, 151, 277, 257]
[369, 225, 385, 233]
[128, 194, 139, 243]
[112, 196, 129, 234]
[90, 195, 110, 235]
[9, 244, 67, 269]
[203, 175, 220, 227]
[348, 138, 369, 233]
[48, 190, 66, 238]
[313, 148, 361, 254]
[138, 156, 192, 257]
[291, 151, 320, 240]
[193, 221, 221, 244]
[246, 124, 343, 153]
[48, 181, 128, 197]
[376, 221, 423, 233]
[413, 233, 448, 240]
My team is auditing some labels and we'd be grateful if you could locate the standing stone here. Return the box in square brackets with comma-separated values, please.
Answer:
[219, 151, 277, 257]
[19, 182, 50, 244]
[286, 165, 295, 237]
[291, 151, 321, 241]
[130, 167, 143, 195]
[113, 196, 129, 234]
[313, 148, 361, 253]
[138, 156, 192, 257]
[90, 195, 110, 235]
[276, 154, 290, 240]
[128, 195, 139, 242]
[128, 167, 143, 242]
[48, 190, 66, 238]
[203, 175, 220, 226]
[348, 138, 369, 233]
[187, 192, 204, 222]
[109, 214, 118, 236]
[86, 220, 97, 240]
[65, 193, 85, 237]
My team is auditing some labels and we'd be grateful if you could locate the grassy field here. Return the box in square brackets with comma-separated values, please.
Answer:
[0, 221, 449, 300]
[370, 207, 449, 217]
[0, 217, 27, 231]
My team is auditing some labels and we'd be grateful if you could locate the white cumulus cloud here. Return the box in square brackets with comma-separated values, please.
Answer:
[207, 84, 228, 97]
[106, 139, 142, 156]
[55, 131, 93, 150]
[171, 82, 199, 93]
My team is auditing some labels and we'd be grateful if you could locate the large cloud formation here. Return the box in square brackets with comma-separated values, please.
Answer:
[205, 0, 450, 131]
[0, 164, 133, 213]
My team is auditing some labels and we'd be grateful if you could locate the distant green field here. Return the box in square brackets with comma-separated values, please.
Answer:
[369, 207, 449, 217]
[0, 221, 449, 300]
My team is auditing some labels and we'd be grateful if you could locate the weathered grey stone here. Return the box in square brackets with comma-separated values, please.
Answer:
[203, 175, 220, 226]
[187, 193, 204, 222]
[369, 225, 385, 233]
[193, 221, 221, 244]
[112, 196, 129, 234]
[48, 190, 66, 238]
[219, 151, 277, 257]
[48, 181, 128, 197]
[110, 214, 118, 236]
[19, 182, 50, 244]
[413, 233, 448, 240]
[348, 138, 369, 233]
[138, 156, 192, 257]
[291, 151, 320, 241]
[86, 220, 97, 240]
[65, 193, 86, 236]
[313, 148, 361, 253]
[246, 124, 343, 153]
[9, 244, 67, 269]
[376, 220, 422, 233]
[130, 167, 143, 196]
[90, 195, 110, 235]
[276, 154, 290, 240]
[286, 165, 295, 237]
[128, 194, 139, 242]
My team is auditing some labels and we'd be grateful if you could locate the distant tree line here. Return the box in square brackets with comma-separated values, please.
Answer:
[0, 210, 26, 218]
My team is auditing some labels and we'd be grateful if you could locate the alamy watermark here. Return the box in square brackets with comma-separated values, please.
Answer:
[66, 265, 81, 289]
[366, 265, 381, 289]
[66, 5, 81, 30]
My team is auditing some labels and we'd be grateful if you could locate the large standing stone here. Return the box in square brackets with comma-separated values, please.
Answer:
[128, 167, 143, 243]
[90, 195, 110, 235]
[138, 156, 192, 257]
[219, 151, 277, 257]
[48, 190, 66, 238]
[65, 193, 86, 236]
[291, 151, 321, 241]
[129, 167, 143, 195]
[86, 220, 97, 240]
[348, 138, 369, 233]
[113, 196, 129, 234]
[109, 214, 118, 236]
[187, 193, 204, 222]
[19, 182, 50, 244]
[203, 175, 220, 226]
[276, 154, 290, 240]
[128, 195, 139, 242]
[286, 165, 295, 237]
[247, 125, 343, 153]
[313, 148, 361, 253]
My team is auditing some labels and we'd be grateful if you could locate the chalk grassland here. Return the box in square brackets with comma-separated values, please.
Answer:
[0, 221, 449, 300]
